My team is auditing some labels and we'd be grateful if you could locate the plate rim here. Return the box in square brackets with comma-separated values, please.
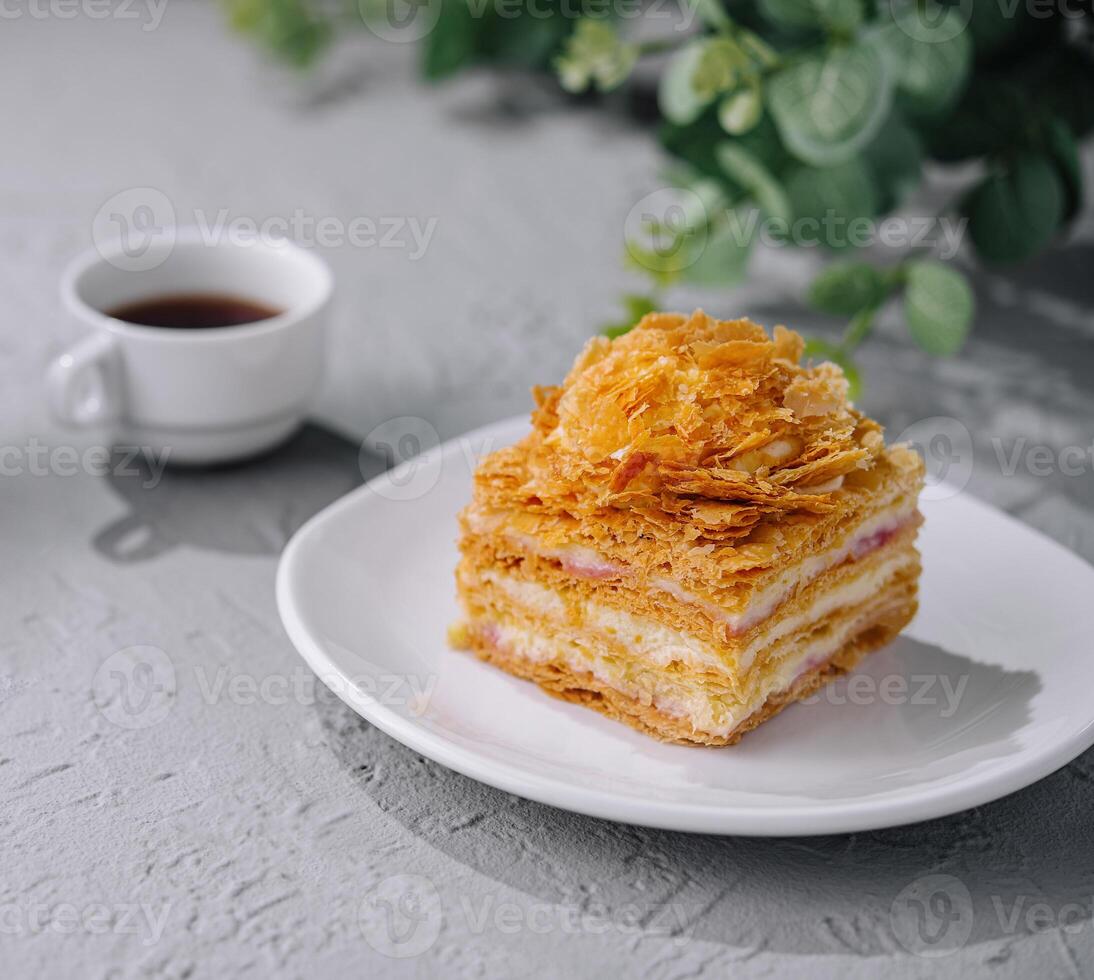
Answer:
[276, 414, 1094, 836]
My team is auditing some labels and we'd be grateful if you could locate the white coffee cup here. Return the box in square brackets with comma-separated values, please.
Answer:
[48, 230, 332, 465]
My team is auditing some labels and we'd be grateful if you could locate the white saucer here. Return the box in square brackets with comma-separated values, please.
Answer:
[277, 416, 1094, 835]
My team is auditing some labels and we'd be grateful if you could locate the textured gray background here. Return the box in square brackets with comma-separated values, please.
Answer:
[3, 4, 1094, 978]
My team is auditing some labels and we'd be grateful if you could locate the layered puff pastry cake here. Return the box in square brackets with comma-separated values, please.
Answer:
[451, 310, 924, 745]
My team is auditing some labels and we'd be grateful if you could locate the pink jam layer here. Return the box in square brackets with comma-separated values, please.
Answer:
[792, 649, 833, 682]
[559, 554, 625, 579]
[480, 622, 502, 648]
[851, 523, 903, 559]
[511, 511, 918, 635]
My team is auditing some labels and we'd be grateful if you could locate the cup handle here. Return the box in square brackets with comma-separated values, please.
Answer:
[46, 333, 123, 428]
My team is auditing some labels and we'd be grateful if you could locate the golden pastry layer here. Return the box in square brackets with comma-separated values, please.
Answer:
[455, 596, 914, 746]
[453, 310, 925, 744]
[455, 538, 920, 740]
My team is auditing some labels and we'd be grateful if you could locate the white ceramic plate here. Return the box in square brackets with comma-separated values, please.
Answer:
[277, 416, 1094, 835]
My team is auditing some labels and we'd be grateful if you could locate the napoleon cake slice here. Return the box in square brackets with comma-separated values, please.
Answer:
[452, 310, 924, 745]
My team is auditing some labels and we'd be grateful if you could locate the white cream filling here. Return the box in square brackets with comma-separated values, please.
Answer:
[501, 499, 917, 633]
[483, 549, 913, 738]
[484, 546, 915, 674]
[689, 506, 912, 631]
[488, 605, 882, 739]
[733, 550, 914, 669]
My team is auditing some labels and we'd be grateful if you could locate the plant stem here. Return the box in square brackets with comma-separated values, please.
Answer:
[841, 306, 876, 353]
[636, 37, 693, 58]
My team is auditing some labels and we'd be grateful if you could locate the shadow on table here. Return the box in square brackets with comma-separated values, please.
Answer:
[316, 637, 1088, 958]
[91, 423, 385, 563]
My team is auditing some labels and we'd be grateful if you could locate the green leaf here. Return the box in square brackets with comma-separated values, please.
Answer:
[1015, 46, 1094, 141]
[624, 194, 710, 287]
[422, 1, 479, 81]
[679, 219, 753, 286]
[802, 338, 862, 398]
[659, 114, 727, 183]
[758, 0, 819, 29]
[661, 107, 791, 188]
[685, 175, 730, 224]
[965, 0, 1023, 56]
[807, 261, 888, 316]
[903, 261, 974, 356]
[487, 13, 569, 69]
[659, 42, 714, 126]
[1042, 117, 1083, 222]
[693, 38, 746, 100]
[623, 293, 658, 320]
[862, 111, 923, 212]
[734, 113, 795, 177]
[602, 294, 659, 338]
[554, 19, 637, 94]
[816, 0, 864, 35]
[921, 79, 1029, 163]
[963, 153, 1065, 265]
[715, 143, 792, 224]
[718, 86, 763, 135]
[690, 0, 732, 30]
[225, 0, 332, 69]
[625, 243, 686, 287]
[785, 157, 879, 249]
[877, 3, 971, 118]
[759, 0, 863, 34]
[766, 42, 892, 166]
[737, 30, 780, 71]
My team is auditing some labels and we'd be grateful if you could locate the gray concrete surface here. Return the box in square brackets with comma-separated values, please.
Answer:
[3, 4, 1094, 977]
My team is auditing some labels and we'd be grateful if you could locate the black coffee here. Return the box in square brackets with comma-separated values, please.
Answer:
[107, 294, 282, 329]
